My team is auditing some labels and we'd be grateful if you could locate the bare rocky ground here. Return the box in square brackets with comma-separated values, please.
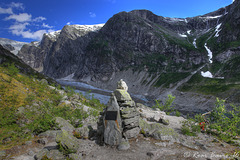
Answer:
[4, 130, 239, 160]
[4, 108, 239, 160]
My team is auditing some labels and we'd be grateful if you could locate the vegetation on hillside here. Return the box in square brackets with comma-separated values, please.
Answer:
[181, 98, 240, 143]
[0, 63, 105, 150]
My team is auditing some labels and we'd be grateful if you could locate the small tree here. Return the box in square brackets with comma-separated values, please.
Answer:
[154, 94, 175, 114]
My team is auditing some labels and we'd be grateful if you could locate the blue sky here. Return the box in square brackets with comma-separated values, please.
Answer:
[0, 0, 233, 42]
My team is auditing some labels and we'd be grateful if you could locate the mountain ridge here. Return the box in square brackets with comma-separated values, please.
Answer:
[16, 1, 240, 113]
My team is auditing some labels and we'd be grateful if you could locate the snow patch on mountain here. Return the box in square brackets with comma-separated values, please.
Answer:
[193, 39, 197, 48]
[0, 38, 28, 55]
[214, 23, 222, 37]
[179, 34, 187, 37]
[72, 24, 105, 32]
[46, 30, 61, 41]
[201, 71, 213, 78]
[204, 43, 213, 63]
[200, 15, 222, 20]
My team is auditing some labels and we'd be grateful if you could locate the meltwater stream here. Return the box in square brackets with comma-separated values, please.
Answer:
[57, 80, 149, 105]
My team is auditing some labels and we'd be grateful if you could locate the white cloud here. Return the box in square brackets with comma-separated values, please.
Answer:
[67, 22, 71, 25]
[5, 13, 32, 22]
[0, 7, 13, 14]
[9, 22, 53, 40]
[1, 2, 54, 41]
[9, 22, 29, 32]
[9, 2, 24, 10]
[89, 12, 96, 18]
[42, 23, 53, 28]
[33, 16, 46, 22]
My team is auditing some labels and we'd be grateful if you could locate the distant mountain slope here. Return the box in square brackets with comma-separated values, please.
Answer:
[17, 1, 240, 108]
[0, 38, 28, 55]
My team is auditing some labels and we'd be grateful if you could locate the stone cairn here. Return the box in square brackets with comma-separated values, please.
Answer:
[98, 79, 140, 146]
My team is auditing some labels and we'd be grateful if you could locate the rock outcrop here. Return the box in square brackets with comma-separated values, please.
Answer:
[103, 94, 122, 146]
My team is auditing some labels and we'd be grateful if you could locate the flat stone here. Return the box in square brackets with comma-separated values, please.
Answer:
[123, 116, 140, 127]
[123, 127, 140, 139]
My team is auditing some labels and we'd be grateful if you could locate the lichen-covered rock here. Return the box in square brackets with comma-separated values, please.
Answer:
[56, 130, 80, 154]
[34, 149, 65, 160]
[55, 117, 75, 133]
[34, 148, 48, 160]
[69, 153, 83, 160]
[114, 89, 132, 102]
[75, 126, 90, 139]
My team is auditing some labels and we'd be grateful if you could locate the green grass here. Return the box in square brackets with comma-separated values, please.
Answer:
[178, 72, 240, 96]
[154, 72, 191, 87]
[0, 63, 105, 150]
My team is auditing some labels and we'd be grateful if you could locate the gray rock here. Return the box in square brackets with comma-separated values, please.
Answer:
[38, 130, 61, 139]
[37, 138, 48, 145]
[34, 148, 48, 160]
[159, 118, 170, 125]
[114, 89, 132, 102]
[121, 107, 140, 119]
[117, 138, 130, 151]
[17, 106, 25, 114]
[40, 79, 48, 85]
[195, 141, 208, 150]
[69, 153, 83, 160]
[139, 118, 179, 141]
[103, 94, 122, 146]
[180, 141, 199, 150]
[55, 117, 75, 133]
[123, 127, 140, 139]
[75, 126, 90, 139]
[123, 116, 140, 128]
[47, 150, 65, 160]
[27, 150, 35, 156]
[56, 130, 80, 154]
[35, 149, 65, 160]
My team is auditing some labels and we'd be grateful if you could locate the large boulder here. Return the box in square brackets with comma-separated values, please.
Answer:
[34, 149, 65, 160]
[139, 118, 179, 142]
[56, 130, 80, 154]
[103, 94, 122, 146]
[55, 117, 75, 133]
